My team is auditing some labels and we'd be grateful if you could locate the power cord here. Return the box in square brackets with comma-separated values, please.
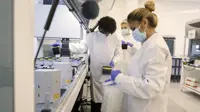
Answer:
[183, 64, 196, 71]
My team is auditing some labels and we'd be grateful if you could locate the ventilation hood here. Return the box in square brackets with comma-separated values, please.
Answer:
[185, 18, 200, 39]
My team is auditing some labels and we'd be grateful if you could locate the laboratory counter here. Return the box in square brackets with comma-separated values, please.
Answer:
[36, 64, 88, 112]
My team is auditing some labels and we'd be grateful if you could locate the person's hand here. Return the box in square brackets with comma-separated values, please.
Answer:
[127, 42, 133, 47]
[109, 61, 115, 68]
[111, 70, 121, 81]
[121, 40, 126, 45]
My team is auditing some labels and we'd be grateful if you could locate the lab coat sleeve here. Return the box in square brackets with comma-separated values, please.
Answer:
[112, 39, 123, 64]
[115, 46, 168, 99]
[130, 44, 140, 55]
[85, 33, 94, 51]
[85, 34, 90, 48]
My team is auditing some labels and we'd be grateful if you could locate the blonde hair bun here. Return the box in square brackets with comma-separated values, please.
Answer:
[144, 1, 155, 12]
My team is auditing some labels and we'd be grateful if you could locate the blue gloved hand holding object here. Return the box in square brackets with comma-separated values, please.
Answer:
[109, 61, 115, 68]
[127, 42, 133, 47]
[111, 70, 121, 81]
[121, 40, 126, 44]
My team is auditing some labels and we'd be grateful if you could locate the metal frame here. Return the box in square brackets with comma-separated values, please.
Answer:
[63, 0, 90, 32]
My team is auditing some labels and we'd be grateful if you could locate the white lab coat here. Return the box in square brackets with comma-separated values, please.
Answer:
[120, 34, 141, 112]
[86, 31, 122, 103]
[115, 33, 172, 112]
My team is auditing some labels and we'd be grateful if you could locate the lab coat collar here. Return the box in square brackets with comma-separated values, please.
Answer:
[142, 32, 158, 46]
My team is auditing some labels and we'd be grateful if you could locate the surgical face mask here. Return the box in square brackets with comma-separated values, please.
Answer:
[132, 25, 146, 42]
[121, 29, 130, 36]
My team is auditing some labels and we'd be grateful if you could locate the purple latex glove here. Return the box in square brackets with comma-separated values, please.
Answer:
[121, 40, 126, 44]
[109, 61, 115, 68]
[111, 70, 121, 81]
[127, 42, 133, 47]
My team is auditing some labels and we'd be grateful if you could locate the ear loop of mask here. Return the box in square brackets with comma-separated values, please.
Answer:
[138, 23, 147, 42]
[138, 23, 147, 33]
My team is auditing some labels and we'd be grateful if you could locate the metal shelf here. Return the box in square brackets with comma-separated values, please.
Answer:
[182, 84, 200, 95]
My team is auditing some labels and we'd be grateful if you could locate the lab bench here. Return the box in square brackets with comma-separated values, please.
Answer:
[36, 64, 88, 112]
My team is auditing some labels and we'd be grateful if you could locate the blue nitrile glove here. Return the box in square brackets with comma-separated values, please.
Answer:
[127, 42, 133, 47]
[104, 79, 117, 85]
[121, 40, 126, 44]
[105, 79, 112, 82]
[52, 43, 60, 47]
[111, 70, 121, 81]
[109, 61, 115, 68]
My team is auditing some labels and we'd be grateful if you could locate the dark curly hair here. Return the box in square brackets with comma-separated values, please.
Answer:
[98, 16, 117, 34]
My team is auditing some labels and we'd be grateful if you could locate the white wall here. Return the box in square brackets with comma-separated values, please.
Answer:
[139, 1, 200, 57]
[157, 12, 200, 57]
[89, 0, 138, 36]
[109, 0, 138, 36]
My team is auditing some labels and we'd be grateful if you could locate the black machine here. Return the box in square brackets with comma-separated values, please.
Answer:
[61, 38, 70, 57]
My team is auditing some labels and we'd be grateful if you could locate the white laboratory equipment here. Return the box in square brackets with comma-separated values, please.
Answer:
[36, 59, 45, 69]
[43, 59, 54, 68]
[35, 69, 61, 104]
[54, 61, 72, 88]
[41, 93, 53, 112]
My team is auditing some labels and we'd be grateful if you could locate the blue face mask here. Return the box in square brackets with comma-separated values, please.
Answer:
[132, 25, 146, 42]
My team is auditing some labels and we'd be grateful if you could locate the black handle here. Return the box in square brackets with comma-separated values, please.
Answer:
[34, 0, 60, 65]
[44, 0, 59, 30]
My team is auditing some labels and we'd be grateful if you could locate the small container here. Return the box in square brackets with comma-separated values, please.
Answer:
[102, 66, 112, 75]
[122, 44, 128, 50]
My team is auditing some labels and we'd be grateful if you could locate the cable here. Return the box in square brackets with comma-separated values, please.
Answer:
[183, 64, 196, 71]
[110, 0, 117, 10]
[90, 22, 99, 32]
[34, 30, 47, 65]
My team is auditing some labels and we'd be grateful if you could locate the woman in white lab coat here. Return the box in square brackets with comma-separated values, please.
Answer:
[120, 19, 141, 112]
[110, 1, 172, 112]
[86, 16, 122, 112]
[120, 19, 141, 74]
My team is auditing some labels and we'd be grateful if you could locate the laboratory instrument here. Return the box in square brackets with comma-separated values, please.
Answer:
[102, 66, 112, 75]
[35, 69, 61, 104]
